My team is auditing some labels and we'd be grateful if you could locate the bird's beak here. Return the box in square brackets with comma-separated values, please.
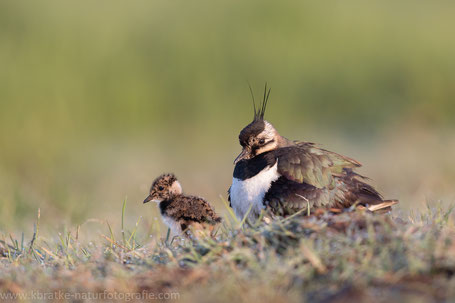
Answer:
[234, 148, 250, 164]
[143, 195, 153, 204]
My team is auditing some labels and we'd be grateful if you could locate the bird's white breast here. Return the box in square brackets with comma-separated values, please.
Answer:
[161, 215, 182, 235]
[230, 162, 280, 221]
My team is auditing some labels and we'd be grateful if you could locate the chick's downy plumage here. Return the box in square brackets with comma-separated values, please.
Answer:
[144, 174, 221, 235]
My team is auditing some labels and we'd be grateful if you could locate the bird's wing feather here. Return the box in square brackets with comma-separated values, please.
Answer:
[277, 143, 361, 189]
[186, 197, 221, 223]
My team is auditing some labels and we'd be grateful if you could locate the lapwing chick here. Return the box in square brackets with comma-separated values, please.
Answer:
[144, 174, 221, 236]
[228, 85, 398, 221]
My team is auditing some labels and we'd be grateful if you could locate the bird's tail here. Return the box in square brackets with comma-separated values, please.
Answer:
[337, 169, 399, 212]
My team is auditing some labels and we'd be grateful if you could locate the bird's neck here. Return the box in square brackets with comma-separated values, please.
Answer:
[167, 193, 182, 200]
[276, 134, 293, 148]
[159, 195, 181, 214]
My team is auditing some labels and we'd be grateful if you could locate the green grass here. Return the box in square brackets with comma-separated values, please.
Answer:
[1, 204, 454, 302]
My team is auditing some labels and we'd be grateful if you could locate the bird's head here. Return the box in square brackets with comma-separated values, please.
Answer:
[235, 119, 280, 164]
[143, 173, 183, 203]
[234, 84, 286, 164]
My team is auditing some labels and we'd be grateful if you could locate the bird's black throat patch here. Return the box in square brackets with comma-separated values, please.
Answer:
[233, 150, 278, 180]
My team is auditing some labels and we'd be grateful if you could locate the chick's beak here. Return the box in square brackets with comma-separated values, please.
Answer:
[143, 194, 153, 204]
[234, 147, 250, 164]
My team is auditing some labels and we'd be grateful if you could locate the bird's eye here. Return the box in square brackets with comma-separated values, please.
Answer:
[158, 186, 164, 191]
[259, 139, 265, 145]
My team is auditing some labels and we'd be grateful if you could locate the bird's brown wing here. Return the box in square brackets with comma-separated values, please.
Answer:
[264, 177, 324, 216]
[178, 196, 221, 224]
[265, 175, 398, 216]
[276, 143, 361, 189]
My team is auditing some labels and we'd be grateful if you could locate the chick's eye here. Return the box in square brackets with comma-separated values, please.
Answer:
[259, 139, 265, 144]
[158, 186, 164, 191]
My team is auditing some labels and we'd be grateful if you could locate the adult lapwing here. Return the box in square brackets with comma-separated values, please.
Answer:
[228, 85, 398, 221]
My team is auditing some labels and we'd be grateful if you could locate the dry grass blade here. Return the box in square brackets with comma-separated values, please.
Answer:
[367, 200, 399, 212]
[300, 240, 328, 274]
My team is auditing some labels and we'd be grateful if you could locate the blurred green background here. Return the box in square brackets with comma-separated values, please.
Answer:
[1, 0, 455, 233]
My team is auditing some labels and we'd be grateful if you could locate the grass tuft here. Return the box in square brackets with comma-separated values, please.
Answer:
[1, 204, 455, 302]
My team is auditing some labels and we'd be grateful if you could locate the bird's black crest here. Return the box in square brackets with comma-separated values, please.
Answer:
[238, 83, 271, 145]
[249, 82, 271, 121]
